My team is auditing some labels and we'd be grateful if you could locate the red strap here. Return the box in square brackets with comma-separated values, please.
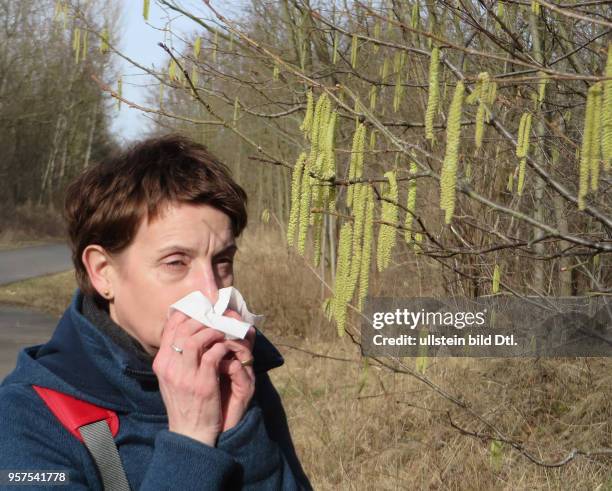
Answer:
[32, 385, 119, 443]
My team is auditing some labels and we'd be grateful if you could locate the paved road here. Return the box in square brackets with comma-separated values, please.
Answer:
[0, 243, 71, 380]
[0, 243, 72, 286]
[0, 306, 58, 379]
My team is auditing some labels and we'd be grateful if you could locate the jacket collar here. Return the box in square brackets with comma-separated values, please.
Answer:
[4, 288, 284, 415]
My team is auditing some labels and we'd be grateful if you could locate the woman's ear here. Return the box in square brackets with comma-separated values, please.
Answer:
[82, 245, 116, 300]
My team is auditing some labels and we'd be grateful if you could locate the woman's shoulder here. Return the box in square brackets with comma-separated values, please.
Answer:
[0, 381, 58, 431]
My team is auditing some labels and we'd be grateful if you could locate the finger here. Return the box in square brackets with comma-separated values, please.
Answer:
[222, 308, 242, 321]
[220, 339, 255, 379]
[154, 310, 192, 373]
[219, 359, 254, 385]
[179, 327, 226, 370]
[222, 338, 253, 360]
[245, 326, 256, 349]
[198, 341, 232, 377]
[169, 317, 222, 356]
[222, 308, 255, 350]
[160, 309, 190, 346]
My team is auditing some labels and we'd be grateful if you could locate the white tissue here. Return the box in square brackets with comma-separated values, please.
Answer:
[168, 287, 265, 339]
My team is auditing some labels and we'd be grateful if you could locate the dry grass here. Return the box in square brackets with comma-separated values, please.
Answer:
[0, 271, 76, 317]
[236, 226, 612, 490]
[1, 224, 610, 490]
[0, 201, 66, 251]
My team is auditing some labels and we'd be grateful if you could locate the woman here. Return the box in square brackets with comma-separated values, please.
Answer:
[0, 135, 312, 490]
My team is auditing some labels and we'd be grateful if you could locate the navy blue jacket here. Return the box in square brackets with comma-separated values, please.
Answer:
[0, 289, 312, 490]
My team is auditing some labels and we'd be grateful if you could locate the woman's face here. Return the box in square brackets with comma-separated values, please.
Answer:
[99, 202, 237, 356]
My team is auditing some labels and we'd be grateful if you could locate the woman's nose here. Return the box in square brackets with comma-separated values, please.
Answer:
[196, 261, 219, 305]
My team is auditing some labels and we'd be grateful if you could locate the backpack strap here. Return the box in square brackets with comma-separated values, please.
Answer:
[32, 385, 131, 491]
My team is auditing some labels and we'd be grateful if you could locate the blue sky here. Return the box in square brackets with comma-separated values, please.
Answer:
[110, 1, 240, 144]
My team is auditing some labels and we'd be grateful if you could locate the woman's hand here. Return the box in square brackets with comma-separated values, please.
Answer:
[153, 310, 228, 446]
[152, 309, 256, 446]
[218, 309, 257, 432]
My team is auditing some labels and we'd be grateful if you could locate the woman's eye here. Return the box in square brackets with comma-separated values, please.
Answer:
[164, 260, 186, 269]
[216, 260, 233, 270]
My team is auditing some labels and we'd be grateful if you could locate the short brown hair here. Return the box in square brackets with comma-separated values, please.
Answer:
[64, 134, 248, 302]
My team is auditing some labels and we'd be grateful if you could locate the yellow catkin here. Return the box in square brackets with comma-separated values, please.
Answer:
[358, 187, 375, 311]
[393, 51, 401, 75]
[300, 90, 314, 135]
[522, 113, 532, 156]
[537, 71, 548, 105]
[73, 28, 81, 64]
[579, 84, 599, 209]
[143, 0, 150, 21]
[531, 0, 540, 15]
[413, 232, 423, 253]
[297, 160, 313, 256]
[351, 34, 358, 69]
[602, 44, 612, 171]
[369, 85, 378, 111]
[334, 222, 354, 336]
[233, 97, 240, 127]
[393, 69, 404, 113]
[516, 112, 532, 158]
[312, 211, 324, 267]
[516, 113, 532, 196]
[309, 98, 331, 225]
[381, 56, 390, 81]
[322, 297, 333, 321]
[54, 0, 62, 21]
[507, 172, 514, 193]
[590, 83, 602, 192]
[425, 47, 440, 141]
[404, 161, 418, 243]
[517, 158, 527, 195]
[322, 112, 337, 178]
[376, 171, 398, 272]
[347, 124, 366, 208]
[309, 96, 335, 260]
[474, 73, 490, 149]
[287, 153, 307, 246]
[81, 30, 88, 61]
[347, 184, 368, 302]
[309, 94, 329, 164]
[273, 62, 280, 81]
[194, 37, 201, 59]
[373, 21, 381, 53]
[100, 28, 109, 54]
[411, 1, 420, 29]
[332, 31, 339, 65]
[486, 82, 497, 122]
[492, 264, 501, 293]
[322, 111, 337, 180]
[369, 130, 377, 151]
[440, 81, 465, 223]
[466, 72, 486, 105]
[475, 105, 485, 149]
[516, 115, 525, 157]
[516, 112, 527, 157]
[168, 59, 177, 82]
[62, 2, 68, 29]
